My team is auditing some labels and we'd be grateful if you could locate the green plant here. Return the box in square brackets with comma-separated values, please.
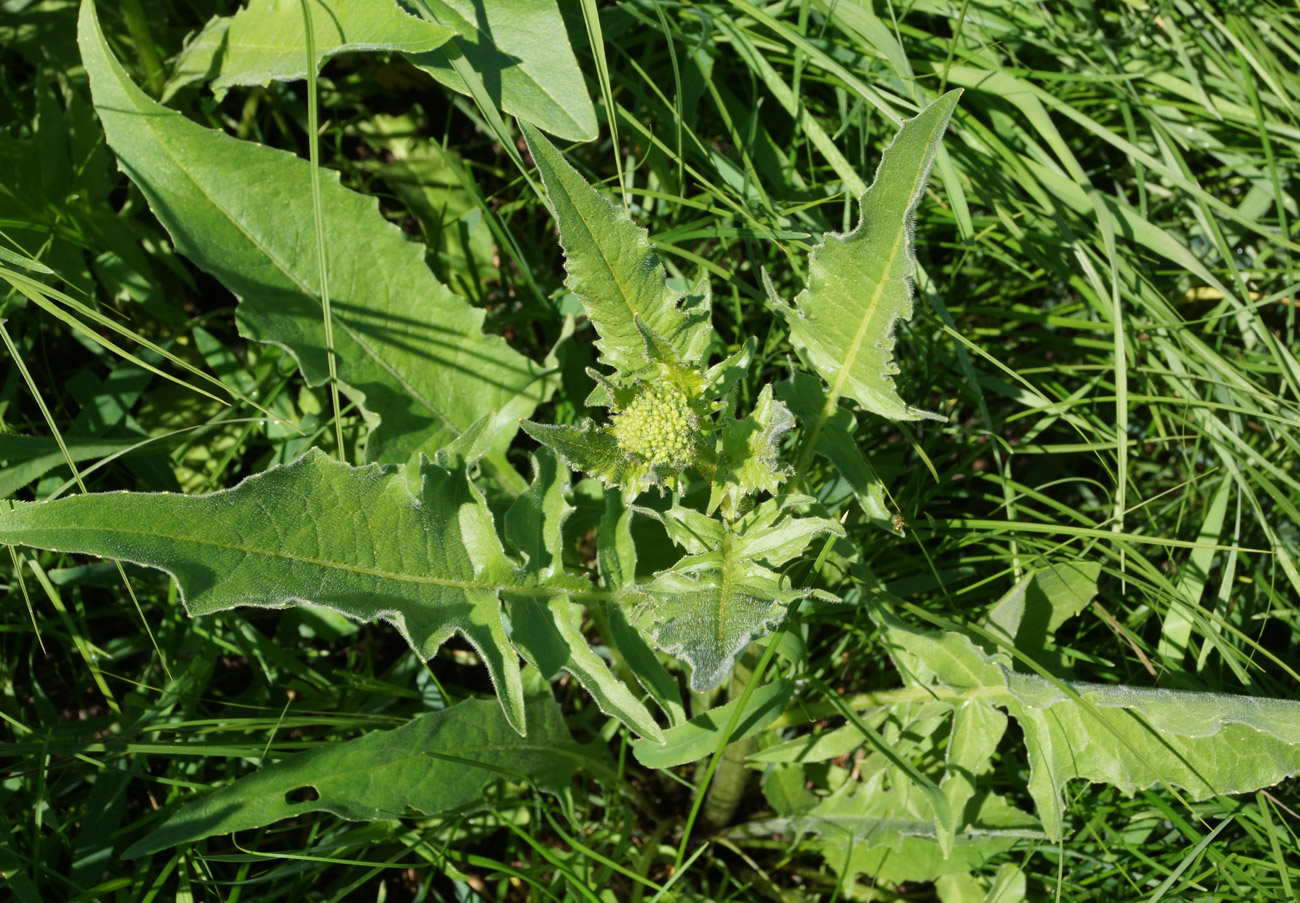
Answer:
[5, 0, 1300, 899]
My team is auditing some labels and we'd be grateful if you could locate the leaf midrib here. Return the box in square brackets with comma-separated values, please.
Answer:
[108, 42, 468, 435]
[10, 521, 591, 601]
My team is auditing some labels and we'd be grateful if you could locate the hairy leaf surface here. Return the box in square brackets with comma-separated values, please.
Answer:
[740, 781, 1039, 885]
[881, 610, 1300, 840]
[631, 504, 844, 690]
[780, 91, 960, 421]
[522, 123, 708, 376]
[81, 1, 545, 464]
[504, 452, 663, 741]
[122, 695, 581, 857]
[1, 449, 540, 730]
[708, 385, 794, 516]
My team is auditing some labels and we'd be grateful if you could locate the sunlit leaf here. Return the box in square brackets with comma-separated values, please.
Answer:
[1, 448, 537, 731]
[779, 90, 960, 421]
[522, 122, 708, 377]
[164, 0, 453, 98]
[81, 0, 545, 464]
[408, 0, 598, 141]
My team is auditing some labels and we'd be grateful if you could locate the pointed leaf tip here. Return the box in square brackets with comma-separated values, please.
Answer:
[785, 92, 960, 422]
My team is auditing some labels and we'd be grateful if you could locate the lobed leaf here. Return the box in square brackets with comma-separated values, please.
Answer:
[738, 781, 1039, 885]
[80, 0, 545, 464]
[503, 452, 664, 741]
[1, 449, 537, 731]
[780, 90, 961, 422]
[708, 384, 794, 516]
[521, 122, 707, 376]
[880, 609, 1300, 840]
[632, 505, 844, 691]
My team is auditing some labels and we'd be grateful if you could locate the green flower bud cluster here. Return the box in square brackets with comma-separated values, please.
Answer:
[611, 383, 696, 467]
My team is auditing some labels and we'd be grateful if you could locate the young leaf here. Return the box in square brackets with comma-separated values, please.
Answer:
[164, 0, 453, 98]
[0, 448, 543, 733]
[598, 490, 687, 726]
[779, 90, 961, 422]
[632, 508, 844, 690]
[522, 122, 704, 375]
[80, 0, 546, 464]
[708, 384, 794, 516]
[406, 0, 598, 141]
[121, 695, 582, 858]
[520, 421, 642, 490]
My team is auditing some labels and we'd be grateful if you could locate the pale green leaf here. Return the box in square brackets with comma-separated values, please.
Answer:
[939, 701, 1007, 851]
[781, 90, 960, 421]
[522, 122, 705, 375]
[407, 0, 597, 142]
[520, 421, 642, 491]
[632, 510, 843, 690]
[0, 448, 536, 733]
[509, 594, 662, 742]
[735, 780, 1039, 885]
[708, 384, 793, 516]
[599, 491, 687, 726]
[777, 371, 896, 532]
[166, 0, 453, 97]
[80, 1, 545, 464]
[982, 561, 1101, 674]
[504, 450, 569, 578]
[631, 679, 793, 769]
[596, 488, 636, 589]
[121, 695, 581, 857]
[503, 452, 663, 740]
[880, 611, 1300, 841]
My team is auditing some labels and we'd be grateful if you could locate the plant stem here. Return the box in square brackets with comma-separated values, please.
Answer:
[698, 658, 758, 830]
[118, 0, 165, 97]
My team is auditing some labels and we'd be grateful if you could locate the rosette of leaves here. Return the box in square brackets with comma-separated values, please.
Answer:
[518, 123, 784, 517]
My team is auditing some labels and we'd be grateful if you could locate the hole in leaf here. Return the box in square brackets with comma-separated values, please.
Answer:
[284, 785, 320, 805]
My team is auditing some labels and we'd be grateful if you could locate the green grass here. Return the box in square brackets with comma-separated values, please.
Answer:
[3, 0, 1299, 901]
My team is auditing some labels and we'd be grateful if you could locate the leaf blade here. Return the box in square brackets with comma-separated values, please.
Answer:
[121, 695, 581, 857]
[0, 448, 532, 733]
[784, 90, 961, 421]
[79, 0, 544, 464]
